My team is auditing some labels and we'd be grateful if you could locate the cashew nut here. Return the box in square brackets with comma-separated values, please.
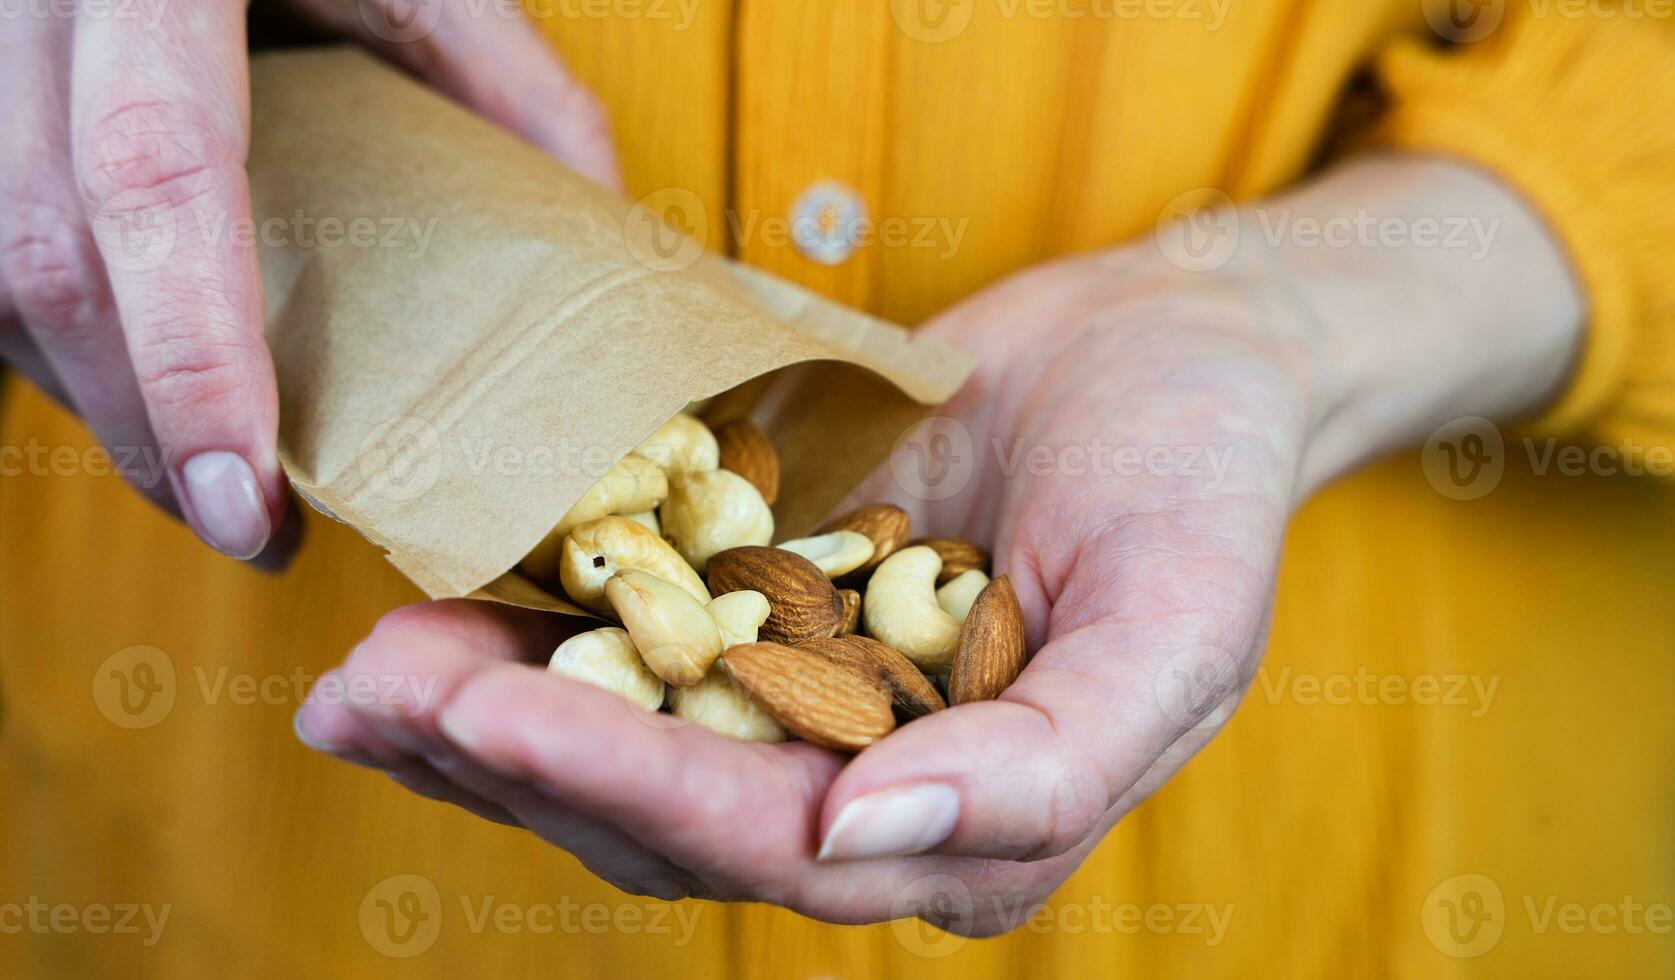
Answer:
[605, 569, 723, 687]
[776, 530, 875, 579]
[635, 412, 719, 482]
[623, 509, 661, 535]
[547, 627, 664, 712]
[707, 590, 770, 649]
[659, 469, 774, 572]
[668, 664, 786, 743]
[559, 516, 710, 616]
[522, 452, 667, 587]
[862, 545, 961, 673]
[936, 569, 991, 623]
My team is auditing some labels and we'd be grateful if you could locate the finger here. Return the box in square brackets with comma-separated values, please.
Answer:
[306, 601, 698, 897]
[0, 14, 173, 505]
[290, 665, 527, 827]
[819, 494, 1276, 863]
[423, 743, 701, 900]
[329, 600, 845, 898]
[323, 600, 1087, 917]
[293, 600, 574, 758]
[383, 758, 523, 828]
[293, 0, 623, 190]
[71, 1, 285, 560]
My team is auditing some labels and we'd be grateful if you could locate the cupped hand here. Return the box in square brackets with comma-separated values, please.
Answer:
[0, 0, 619, 565]
[294, 246, 1321, 933]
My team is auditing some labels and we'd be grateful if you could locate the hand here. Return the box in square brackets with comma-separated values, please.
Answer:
[294, 156, 1583, 932]
[0, 0, 619, 565]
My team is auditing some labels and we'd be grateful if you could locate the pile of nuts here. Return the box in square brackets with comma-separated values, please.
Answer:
[523, 411, 1028, 751]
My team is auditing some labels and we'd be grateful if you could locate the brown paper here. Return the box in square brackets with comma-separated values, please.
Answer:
[246, 49, 974, 611]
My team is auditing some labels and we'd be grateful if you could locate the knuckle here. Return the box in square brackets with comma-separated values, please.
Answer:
[0, 205, 101, 327]
[128, 324, 253, 415]
[76, 98, 239, 212]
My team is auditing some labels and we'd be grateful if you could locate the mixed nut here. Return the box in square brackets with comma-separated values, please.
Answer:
[528, 411, 1029, 752]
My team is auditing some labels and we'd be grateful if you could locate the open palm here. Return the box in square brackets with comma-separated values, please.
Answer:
[294, 246, 1313, 934]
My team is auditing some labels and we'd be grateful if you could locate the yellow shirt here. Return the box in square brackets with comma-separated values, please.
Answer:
[1, 3, 1670, 978]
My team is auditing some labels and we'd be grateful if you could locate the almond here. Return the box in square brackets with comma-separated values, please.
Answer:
[799, 635, 945, 719]
[818, 504, 910, 583]
[948, 575, 1028, 705]
[838, 589, 861, 634]
[714, 419, 780, 505]
[722, 642, 894, 751]
[910, 536, 991, 585]
[706, 546, 845, 645]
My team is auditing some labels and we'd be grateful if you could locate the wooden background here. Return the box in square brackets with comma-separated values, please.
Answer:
[4, 2, 1674, 976]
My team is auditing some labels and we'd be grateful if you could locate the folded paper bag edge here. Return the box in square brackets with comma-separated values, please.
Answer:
[249, 48, 976, 604]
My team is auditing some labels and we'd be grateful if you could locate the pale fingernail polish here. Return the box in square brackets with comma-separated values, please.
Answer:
[182, 451, 270, 560]
[817, 783, 960, 862]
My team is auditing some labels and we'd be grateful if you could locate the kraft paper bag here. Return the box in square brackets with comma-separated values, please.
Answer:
[245, 49, 974, 614]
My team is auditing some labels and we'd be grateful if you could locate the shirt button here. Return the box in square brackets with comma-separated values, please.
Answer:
[790, 181, 867, 266]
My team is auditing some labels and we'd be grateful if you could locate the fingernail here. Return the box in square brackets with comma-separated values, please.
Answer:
[292, 706, 339, 753]
[817, 783, 960, 862]
[181, 452, 270, 560]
